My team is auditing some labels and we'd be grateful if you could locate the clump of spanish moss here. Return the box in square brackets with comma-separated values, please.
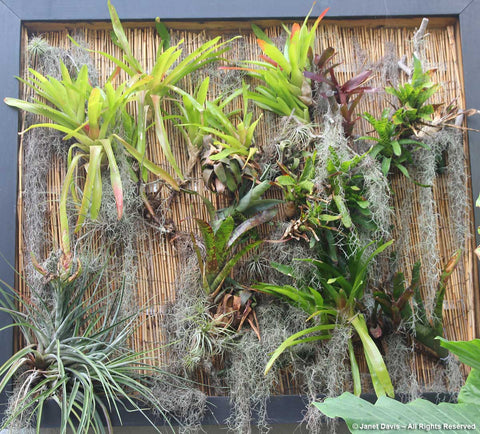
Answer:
[27, 32, 98, 85]
[376, 42, 401, 86]
[21, 33, 100, 290]
[425, 355, 464, 398]
[21, 126, 60, 288]
[258, 114, 320, 179]
[78, 150, 144, 248]
[224, 301, 306, 434]
[254, 224, 318, 285]
[314, 112, 392, 256]
[301, 325, 352, 434]
[383, 334, 420, 398]
[444, 129, 469, 248]
[152, 374, 207, 434]
[412, 136, 443, 317]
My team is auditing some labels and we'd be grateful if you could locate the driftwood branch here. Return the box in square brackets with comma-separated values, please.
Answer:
[413, 18, 429, 61]
[398, 17, 429, 79]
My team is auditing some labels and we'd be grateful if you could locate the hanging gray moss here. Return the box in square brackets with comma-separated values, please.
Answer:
[314, 112, 392, 253]
[444, 129, 469, 248]
[21, 35, 99, 289]
[224, 301, 307, 434]
[300, 325, 352, 434]
[28, 32, 98, 87]
[412, 143, 441, 317]
[21, 126, 60, 288]
[383, 333, 420, 398]
[152, 374, 208, 434]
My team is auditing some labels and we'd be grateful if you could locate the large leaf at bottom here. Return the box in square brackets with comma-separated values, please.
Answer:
[315, 338, 480, 434]
[314, 393, 479, 434]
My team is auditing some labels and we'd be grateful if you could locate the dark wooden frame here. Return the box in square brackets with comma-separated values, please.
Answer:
[0, 0, 479, 426]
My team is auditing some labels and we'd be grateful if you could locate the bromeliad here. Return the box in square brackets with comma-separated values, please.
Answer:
[222, 6, 329, 123]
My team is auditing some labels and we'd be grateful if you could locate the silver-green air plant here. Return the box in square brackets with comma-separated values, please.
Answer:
[0, 263, 178, 433]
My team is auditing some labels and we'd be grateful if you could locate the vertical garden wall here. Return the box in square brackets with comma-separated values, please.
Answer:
[1, 0, 480, 432]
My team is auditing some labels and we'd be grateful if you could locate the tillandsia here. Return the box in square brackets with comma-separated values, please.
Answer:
[222, 6, 329, 123]
[200, 83, 262, 195]
[254, 240, 395, 398]
[0, 261, 179, 433]
[373, 250, 462, 359]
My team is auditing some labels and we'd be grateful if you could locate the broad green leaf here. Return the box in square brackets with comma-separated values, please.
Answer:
[438, 337, 480, 370]
[315, 392, 480, 434]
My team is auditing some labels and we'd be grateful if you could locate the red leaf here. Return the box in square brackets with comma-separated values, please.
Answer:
[259, 54, 278, 68]
[341, 70, 372, 93]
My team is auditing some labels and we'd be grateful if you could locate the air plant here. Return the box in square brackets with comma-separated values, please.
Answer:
[0, 263, 177, 433]
[255, 240, 395, 398]
[223, 7, 329, 123]
[361, 109, 428, 178]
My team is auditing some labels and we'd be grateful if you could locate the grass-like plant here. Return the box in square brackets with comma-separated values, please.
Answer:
[0, 263, 177, 433]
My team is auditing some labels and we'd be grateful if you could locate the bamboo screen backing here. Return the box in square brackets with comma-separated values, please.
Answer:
[16, 17, 477, 394]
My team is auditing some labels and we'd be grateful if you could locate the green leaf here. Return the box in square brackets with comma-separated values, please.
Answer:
[265, 323, 335, 374]
[438, 337, 480, 370]
[155, 18, 170, 50]
[107, 0, 143, 74]
[151, 95, 184, 180]
[251, 23, 274, 45]
[351, 314, 394, 398]
[316, 338, 480, 433]
[113, 134, 179, 190]
[314, 392, 480, 434]
[391, 140, 401, 157]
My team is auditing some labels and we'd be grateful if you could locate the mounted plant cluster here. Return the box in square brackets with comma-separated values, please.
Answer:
[3, 2, 476, 433]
